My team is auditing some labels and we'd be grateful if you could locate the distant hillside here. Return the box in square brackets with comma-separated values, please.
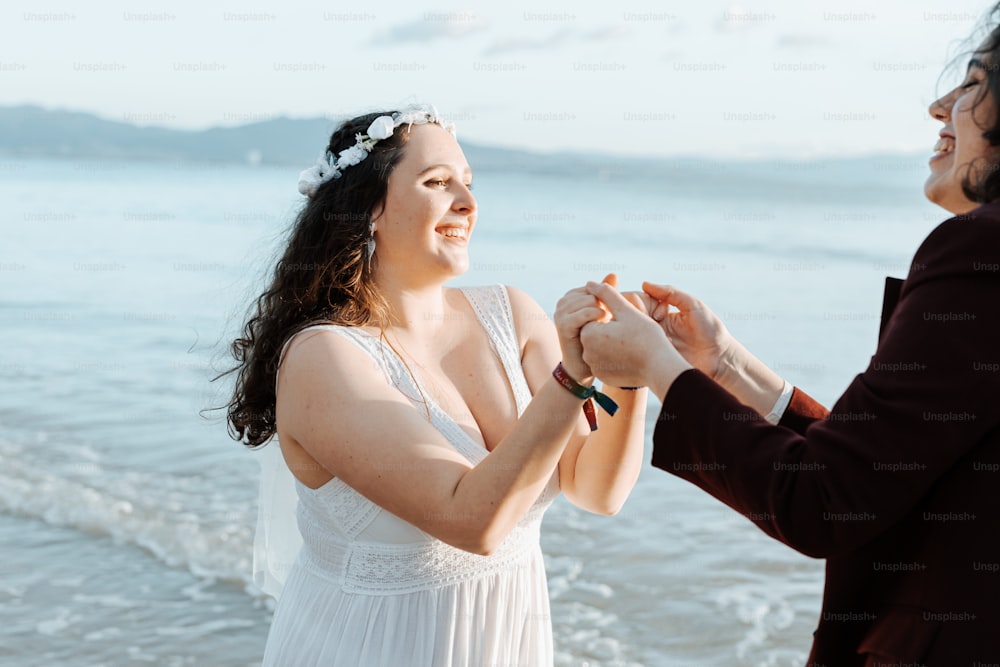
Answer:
[0, 105, 336, 165]
[0, 105, 929, 202]
[0, 105, 630, 175]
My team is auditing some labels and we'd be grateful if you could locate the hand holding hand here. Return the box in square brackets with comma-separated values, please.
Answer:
[581, 282, 692, 396]
[620, 290, 654, 316]
[554, 273, 619, 382]
[641, 282, 735, 382]
[637, 283, 785, 413]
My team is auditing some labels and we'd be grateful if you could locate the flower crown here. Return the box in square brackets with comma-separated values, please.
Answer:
[297, 104, 455, 197]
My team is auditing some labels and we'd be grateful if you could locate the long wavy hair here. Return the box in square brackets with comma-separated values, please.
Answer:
[225, 110, 418, 447]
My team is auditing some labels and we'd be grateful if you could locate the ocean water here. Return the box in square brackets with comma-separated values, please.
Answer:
[0, 154, 946, 666]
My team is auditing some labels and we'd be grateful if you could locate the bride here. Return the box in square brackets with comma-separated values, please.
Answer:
[225, 105, 647, 666]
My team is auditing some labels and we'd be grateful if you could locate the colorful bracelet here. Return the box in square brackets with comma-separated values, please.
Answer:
[552, 362, 619, 431]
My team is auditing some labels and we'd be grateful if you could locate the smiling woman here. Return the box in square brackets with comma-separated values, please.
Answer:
[925, 52, 1000, 212]
[369, 123, 477, 286]
[222, 104, 649, 666]
[566, 5, 1000, 666]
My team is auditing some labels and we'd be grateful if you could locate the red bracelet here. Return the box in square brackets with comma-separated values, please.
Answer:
[552, 362, 619, 431]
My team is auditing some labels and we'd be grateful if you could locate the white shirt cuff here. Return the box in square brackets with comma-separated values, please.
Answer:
[764, 380, 794, 425]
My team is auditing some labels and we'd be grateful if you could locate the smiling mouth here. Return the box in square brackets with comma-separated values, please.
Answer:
[933, 137, 955, 156]
[437, 227, 468, 240]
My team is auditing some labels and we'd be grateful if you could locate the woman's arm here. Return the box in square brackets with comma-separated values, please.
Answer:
[640, 282, 786, 416]
[507, 285, 647, 516]
[275, 293, 606, 557]
[582, 214, 1000, 556]
[627, 284, 828, 430]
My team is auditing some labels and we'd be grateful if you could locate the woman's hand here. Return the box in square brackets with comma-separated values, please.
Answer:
[554, 274, 622, 382]
[581, 282, 692, 396]
[641, 282, 736, 382]
[638, 282, 786, 414]
[621, 289, 655, 316]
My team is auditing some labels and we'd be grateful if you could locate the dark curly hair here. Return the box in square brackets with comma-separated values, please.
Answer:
[955, 2, 1000, 202]
[225, 110, 423, 447]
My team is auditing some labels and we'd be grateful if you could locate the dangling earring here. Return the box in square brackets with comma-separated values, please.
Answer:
[365, 222, 376, 270]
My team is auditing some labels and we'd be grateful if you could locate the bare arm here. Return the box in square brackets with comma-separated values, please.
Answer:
[641, 282, 785, 415]
[509, 285, 647, 516]
[276, 293, 605, 556]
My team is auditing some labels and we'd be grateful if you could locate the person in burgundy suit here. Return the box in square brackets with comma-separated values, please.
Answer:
[553, 7, 1000, 667]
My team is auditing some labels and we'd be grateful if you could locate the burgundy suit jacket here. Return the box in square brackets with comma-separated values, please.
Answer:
[651, 205, 1000, 666]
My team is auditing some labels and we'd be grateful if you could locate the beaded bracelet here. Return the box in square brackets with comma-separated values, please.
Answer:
[552, 362, 619, 431]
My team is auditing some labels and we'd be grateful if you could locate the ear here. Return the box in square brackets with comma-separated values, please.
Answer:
[369, 203, 383, 227]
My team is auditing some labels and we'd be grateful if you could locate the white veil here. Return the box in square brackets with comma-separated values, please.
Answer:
[252, 440, 303, 598]
[252, 330, 313, 598]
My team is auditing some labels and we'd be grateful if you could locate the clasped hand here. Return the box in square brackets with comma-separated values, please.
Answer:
[553, 275, 737, 396]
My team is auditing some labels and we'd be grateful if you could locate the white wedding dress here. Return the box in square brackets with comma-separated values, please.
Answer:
[259, 285, 559, 667]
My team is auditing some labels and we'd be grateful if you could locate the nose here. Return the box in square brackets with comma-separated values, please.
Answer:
[452, 182, 477, 216]
[928, 91, 953, 122]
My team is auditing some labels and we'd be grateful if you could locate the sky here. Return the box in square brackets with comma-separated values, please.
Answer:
[1, 0, 997, 159]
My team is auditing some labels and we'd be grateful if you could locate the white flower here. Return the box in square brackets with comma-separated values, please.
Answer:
[366, 115, 395, 140]
[393, 110, 427, 128]
[297, 153, 341, 196]
[336, 145, 368, 168]
[390, 105, 455, 136]
[295, 105, 455, 196]
[297, 164, 323, 196]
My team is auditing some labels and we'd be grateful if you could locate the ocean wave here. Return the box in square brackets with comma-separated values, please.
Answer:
[0, 438, 258, 591]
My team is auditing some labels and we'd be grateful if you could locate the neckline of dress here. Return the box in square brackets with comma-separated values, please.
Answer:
[350, 287, 511, 461]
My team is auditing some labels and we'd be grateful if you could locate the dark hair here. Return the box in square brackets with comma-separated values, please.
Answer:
[224, 110, 413, 447]
[958, 3, 1000, 202]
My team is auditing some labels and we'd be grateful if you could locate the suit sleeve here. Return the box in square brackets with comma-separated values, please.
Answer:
[777, 387, 829, 434]
[651, 214, 1000, 558]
